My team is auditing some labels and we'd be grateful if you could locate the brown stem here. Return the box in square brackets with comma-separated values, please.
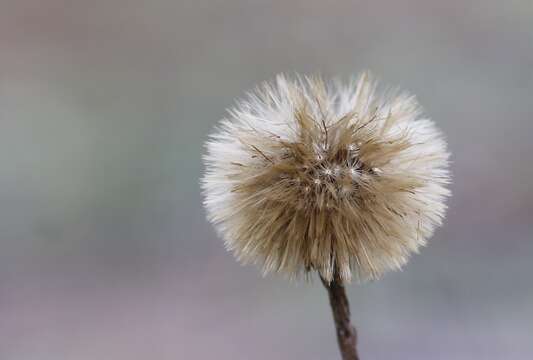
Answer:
[320, 272, 360, 360]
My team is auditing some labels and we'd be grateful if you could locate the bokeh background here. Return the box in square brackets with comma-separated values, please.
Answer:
[1, 1, 532, 359]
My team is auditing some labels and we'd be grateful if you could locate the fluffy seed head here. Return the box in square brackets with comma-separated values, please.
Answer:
[202, 72, 450, 283]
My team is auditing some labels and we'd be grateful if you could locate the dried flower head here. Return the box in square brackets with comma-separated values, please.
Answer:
[202, 72, 450, 283]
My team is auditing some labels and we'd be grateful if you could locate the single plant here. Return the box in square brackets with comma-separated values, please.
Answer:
[202, 72, 450, 359]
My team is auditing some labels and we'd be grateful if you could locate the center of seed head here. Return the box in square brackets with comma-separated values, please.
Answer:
[290, 143, 366, 200]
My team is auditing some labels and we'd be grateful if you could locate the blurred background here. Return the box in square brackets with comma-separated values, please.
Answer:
[1, 0, 532, 359]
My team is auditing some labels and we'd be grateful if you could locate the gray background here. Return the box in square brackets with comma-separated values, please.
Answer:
[1, 0, 532, 359]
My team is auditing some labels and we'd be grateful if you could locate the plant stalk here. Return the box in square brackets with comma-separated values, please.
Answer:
[320, 272, 360, 360]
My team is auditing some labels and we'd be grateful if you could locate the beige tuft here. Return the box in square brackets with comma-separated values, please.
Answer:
[202, 73, 450, 283]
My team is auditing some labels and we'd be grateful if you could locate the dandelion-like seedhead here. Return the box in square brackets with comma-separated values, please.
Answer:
[202, 73, 450, 283]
